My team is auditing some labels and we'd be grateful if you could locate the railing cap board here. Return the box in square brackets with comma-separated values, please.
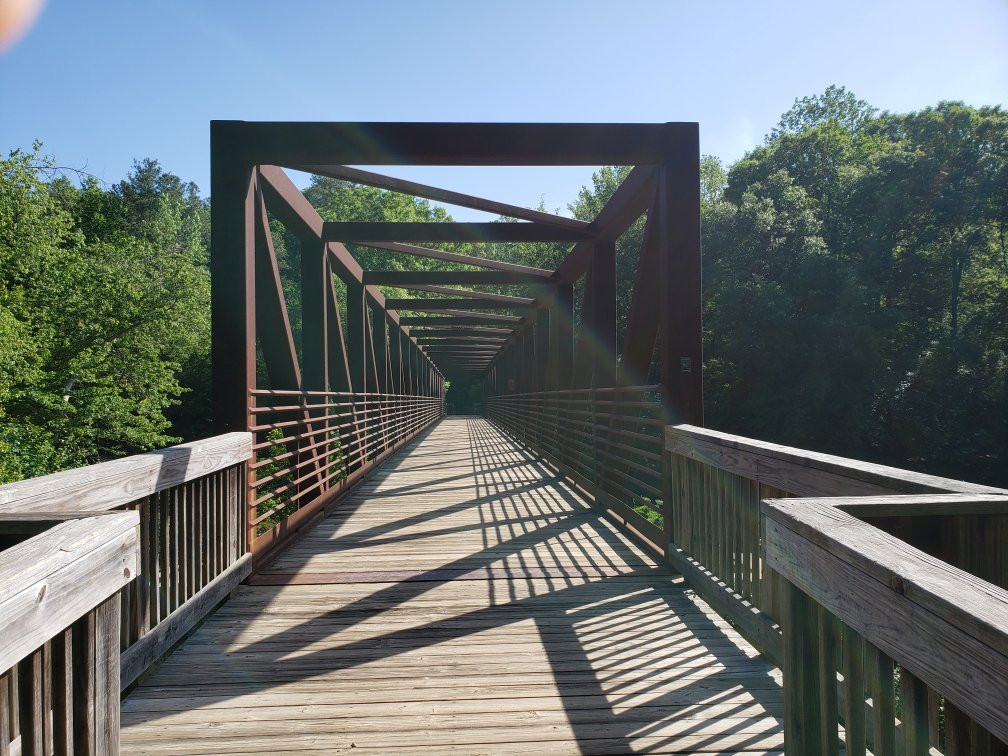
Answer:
[0, 432, 252, 514]
[762, 498, 1008, 742]
[826, 493, 1008, 517]
[0, 511, 140, 672]
[667, 424, 1007, 496]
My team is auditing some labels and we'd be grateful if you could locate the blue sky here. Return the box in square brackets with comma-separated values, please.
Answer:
[2, 1, 1006, 220]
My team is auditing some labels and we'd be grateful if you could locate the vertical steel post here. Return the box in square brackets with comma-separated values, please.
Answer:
[210, 123, 256, 435]
[658, 128, 704, 425]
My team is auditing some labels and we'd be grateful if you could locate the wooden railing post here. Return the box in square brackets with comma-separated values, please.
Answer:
[781, 578, 825, 754]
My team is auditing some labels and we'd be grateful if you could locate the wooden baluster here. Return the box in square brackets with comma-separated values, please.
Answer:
[51, 628, 73, 756]
[818, 606, 840, 756]
[865, 643, 896, 756]
[0, 670, 9, 756]
[900, 665, 930, 756]
[781, 579, 824, 753]
[841, 622, 866, 756]
[16, 648, 43, 756]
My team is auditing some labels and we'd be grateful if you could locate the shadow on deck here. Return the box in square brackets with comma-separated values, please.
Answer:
[120, 418, 783, 754]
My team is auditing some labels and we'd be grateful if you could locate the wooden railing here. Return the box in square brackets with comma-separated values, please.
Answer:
[664, 424, 1008, 755]
[487, 387, 667, 551]
[0, 512, 138, 756]
[0, 432, 252, 754]
[249, 390, 444, 562]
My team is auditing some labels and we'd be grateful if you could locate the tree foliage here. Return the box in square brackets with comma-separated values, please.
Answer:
[1, 89, 1005, 488]
[0, 147, 210, 482]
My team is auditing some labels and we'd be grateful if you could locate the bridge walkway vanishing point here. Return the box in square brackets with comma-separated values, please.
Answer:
[119, 418, 784, 754]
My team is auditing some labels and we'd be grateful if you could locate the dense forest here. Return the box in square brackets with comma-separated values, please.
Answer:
[1, 87, 1005, 486]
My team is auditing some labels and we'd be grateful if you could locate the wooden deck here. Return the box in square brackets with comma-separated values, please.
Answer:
[121, 418, 783, 754]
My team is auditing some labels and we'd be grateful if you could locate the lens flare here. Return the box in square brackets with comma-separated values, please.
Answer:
[0, 0, 45, 52]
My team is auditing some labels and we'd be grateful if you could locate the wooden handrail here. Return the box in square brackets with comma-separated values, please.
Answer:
[1, 510, 140, 754]
[764, 496, 1008, 749]
[666, 424, 1006, 497]
[0, 432, 253, 514]
[662, 423, 1008, 753]
[0, 512, 139, 673]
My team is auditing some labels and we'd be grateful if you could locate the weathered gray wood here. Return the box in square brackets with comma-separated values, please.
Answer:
[15, 650, 42, 756]
[841, 622, 866, 756]
[0, 670, 9, 756]
[763, 501, 1008, 744]
[0, 512, 140, 673]
[781, 577, 823, 754]
[865, 642, 896, 756]
[666, 547, 782, 665]
[94, 596, 119, 755]
[817, 605, 840, 756]
[0, 433, 252, 514]
[71, 610, 95, 755]
[764, 500, 1008, 657]
[51, 628, 73, 756]
[900, 665, 929, 755]
[667, 425, 1007, 497]
[122, 418, 783, 754]
[120, 554, 252, 690]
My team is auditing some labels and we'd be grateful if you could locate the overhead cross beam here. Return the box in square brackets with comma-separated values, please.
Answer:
[364, 271, 552, 286]
[323, 222, 591, 244]
[293, 164, 589, 231]
[351, 241, 554, 277]
[400, 314, 522, 326]
[387, 299, 537, 311]
[220, 121, 694, 165]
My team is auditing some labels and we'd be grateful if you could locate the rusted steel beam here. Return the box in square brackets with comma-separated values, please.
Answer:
[323, 221, 591, 243]
[364, 271, 552, 286]
[658, 141, 704, 424]
[325, 254, 353, 393]
[589, 164, 658, 241]
[215, 120, 691, 165]
[210, 130, 255, 435]
[350, 241, 553, 277]
[619, 184, 661, 385]
[413, 332, 508, 342]
[590, 240, 617, 388]
[404, 285, 536, 305]
[422, 309, 523, 321]
[548, 283, 574, 390]
[409, 326, 514, 335]
[554, 165, 657, 284]
[387, 299, 537, 311]
[253, 180, 301, 391]
[293, 164, 590, 231]
[535, 307, 549, 391]
[400, 316, 520, 327]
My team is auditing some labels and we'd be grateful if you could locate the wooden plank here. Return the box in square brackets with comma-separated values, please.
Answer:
[667, 425, 1007, 496]
[763, 502, 1008, 744]
[123, 419, 783, 753]
[16, 648, 43, 756]
[120, 555, 253, 690]
[0, 434, 252, 514]
[94, 594, 119, 754]
[0, 512, 140, 673]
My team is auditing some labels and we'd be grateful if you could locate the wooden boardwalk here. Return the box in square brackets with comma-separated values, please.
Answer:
[121, 418, 783, 754]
